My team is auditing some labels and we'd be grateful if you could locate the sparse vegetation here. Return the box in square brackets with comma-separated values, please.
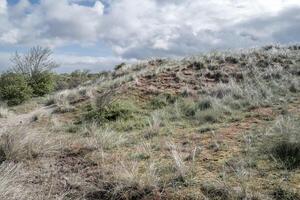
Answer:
[0, 45, 300, 199]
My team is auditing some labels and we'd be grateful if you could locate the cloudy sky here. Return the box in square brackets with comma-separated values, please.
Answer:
[0, 0, 300, 72]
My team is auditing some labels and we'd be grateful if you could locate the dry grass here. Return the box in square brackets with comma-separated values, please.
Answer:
[0, 127, 61, 161]
[0, 162, 30, 200]
[0, 106, 10, 118]
[81, 122, 126, 150]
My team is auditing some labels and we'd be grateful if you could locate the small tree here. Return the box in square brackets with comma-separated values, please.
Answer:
[11, 46, 58, 77]
[11, 46, 58, 96]
[0, 72, 33, 106]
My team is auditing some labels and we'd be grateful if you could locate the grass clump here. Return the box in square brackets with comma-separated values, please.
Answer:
[0, 128, 58, 161]
[195, 109, 221, 124]
[197, 98, 213, 111]
[263, 116, 300, 169]
[81, 123, 126, 150]
[147, 93, 177, 110]
[271, 140, 300, 170]
[144, 112, 162, 139]
[177, 97, 222, 124]
[200, 182, 231, 200]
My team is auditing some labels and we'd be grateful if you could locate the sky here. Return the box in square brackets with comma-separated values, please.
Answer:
[0, 0, 300, 72]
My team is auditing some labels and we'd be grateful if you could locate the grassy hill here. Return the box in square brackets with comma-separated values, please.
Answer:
[0, 45, 299, 200]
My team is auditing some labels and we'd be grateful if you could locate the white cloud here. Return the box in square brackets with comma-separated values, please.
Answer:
[1, 0, 300, 72]
[99, 0, 300, 58]
[0, 0, 104, 46]
[0, 0, 7, 14]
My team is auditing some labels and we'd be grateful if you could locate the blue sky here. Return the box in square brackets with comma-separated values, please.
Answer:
[1, 0, 300, 72]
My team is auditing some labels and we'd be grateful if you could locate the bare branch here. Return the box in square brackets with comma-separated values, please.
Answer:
[11, 46, 59, 77]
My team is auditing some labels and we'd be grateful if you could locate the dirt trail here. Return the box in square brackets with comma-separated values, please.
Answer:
[0, 105, 55, 134]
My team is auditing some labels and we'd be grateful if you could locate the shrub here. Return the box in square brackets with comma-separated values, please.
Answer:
[0, 72, 33, 106]
[29, 72, 54, 96]
[84, 100, 138, 123]
[11, 46, 57, 96]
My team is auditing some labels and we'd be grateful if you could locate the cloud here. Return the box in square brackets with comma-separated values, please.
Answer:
[1, 0, 300, 72]
[0, 0, 104, 46]
[99, 0, 300, 58]
[0, 52, 10, 71]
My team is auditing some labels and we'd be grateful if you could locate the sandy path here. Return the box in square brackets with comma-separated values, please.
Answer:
[0, 105, 55, 134]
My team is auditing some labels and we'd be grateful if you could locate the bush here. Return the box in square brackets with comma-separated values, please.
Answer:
[29, 72, 54, 96]
[0, 73, 33, 106]
[84, 100, 138, 123]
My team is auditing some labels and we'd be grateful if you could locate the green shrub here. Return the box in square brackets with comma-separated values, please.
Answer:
[84, 100, 138, 123]
[29, 72, 54, 96]
[0, 72, 33, 106]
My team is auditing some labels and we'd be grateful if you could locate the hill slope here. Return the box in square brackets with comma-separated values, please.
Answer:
[0, 45, 300, 200]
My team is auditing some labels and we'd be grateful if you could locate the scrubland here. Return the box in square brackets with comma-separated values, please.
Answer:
[0, 45, 300, 199]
